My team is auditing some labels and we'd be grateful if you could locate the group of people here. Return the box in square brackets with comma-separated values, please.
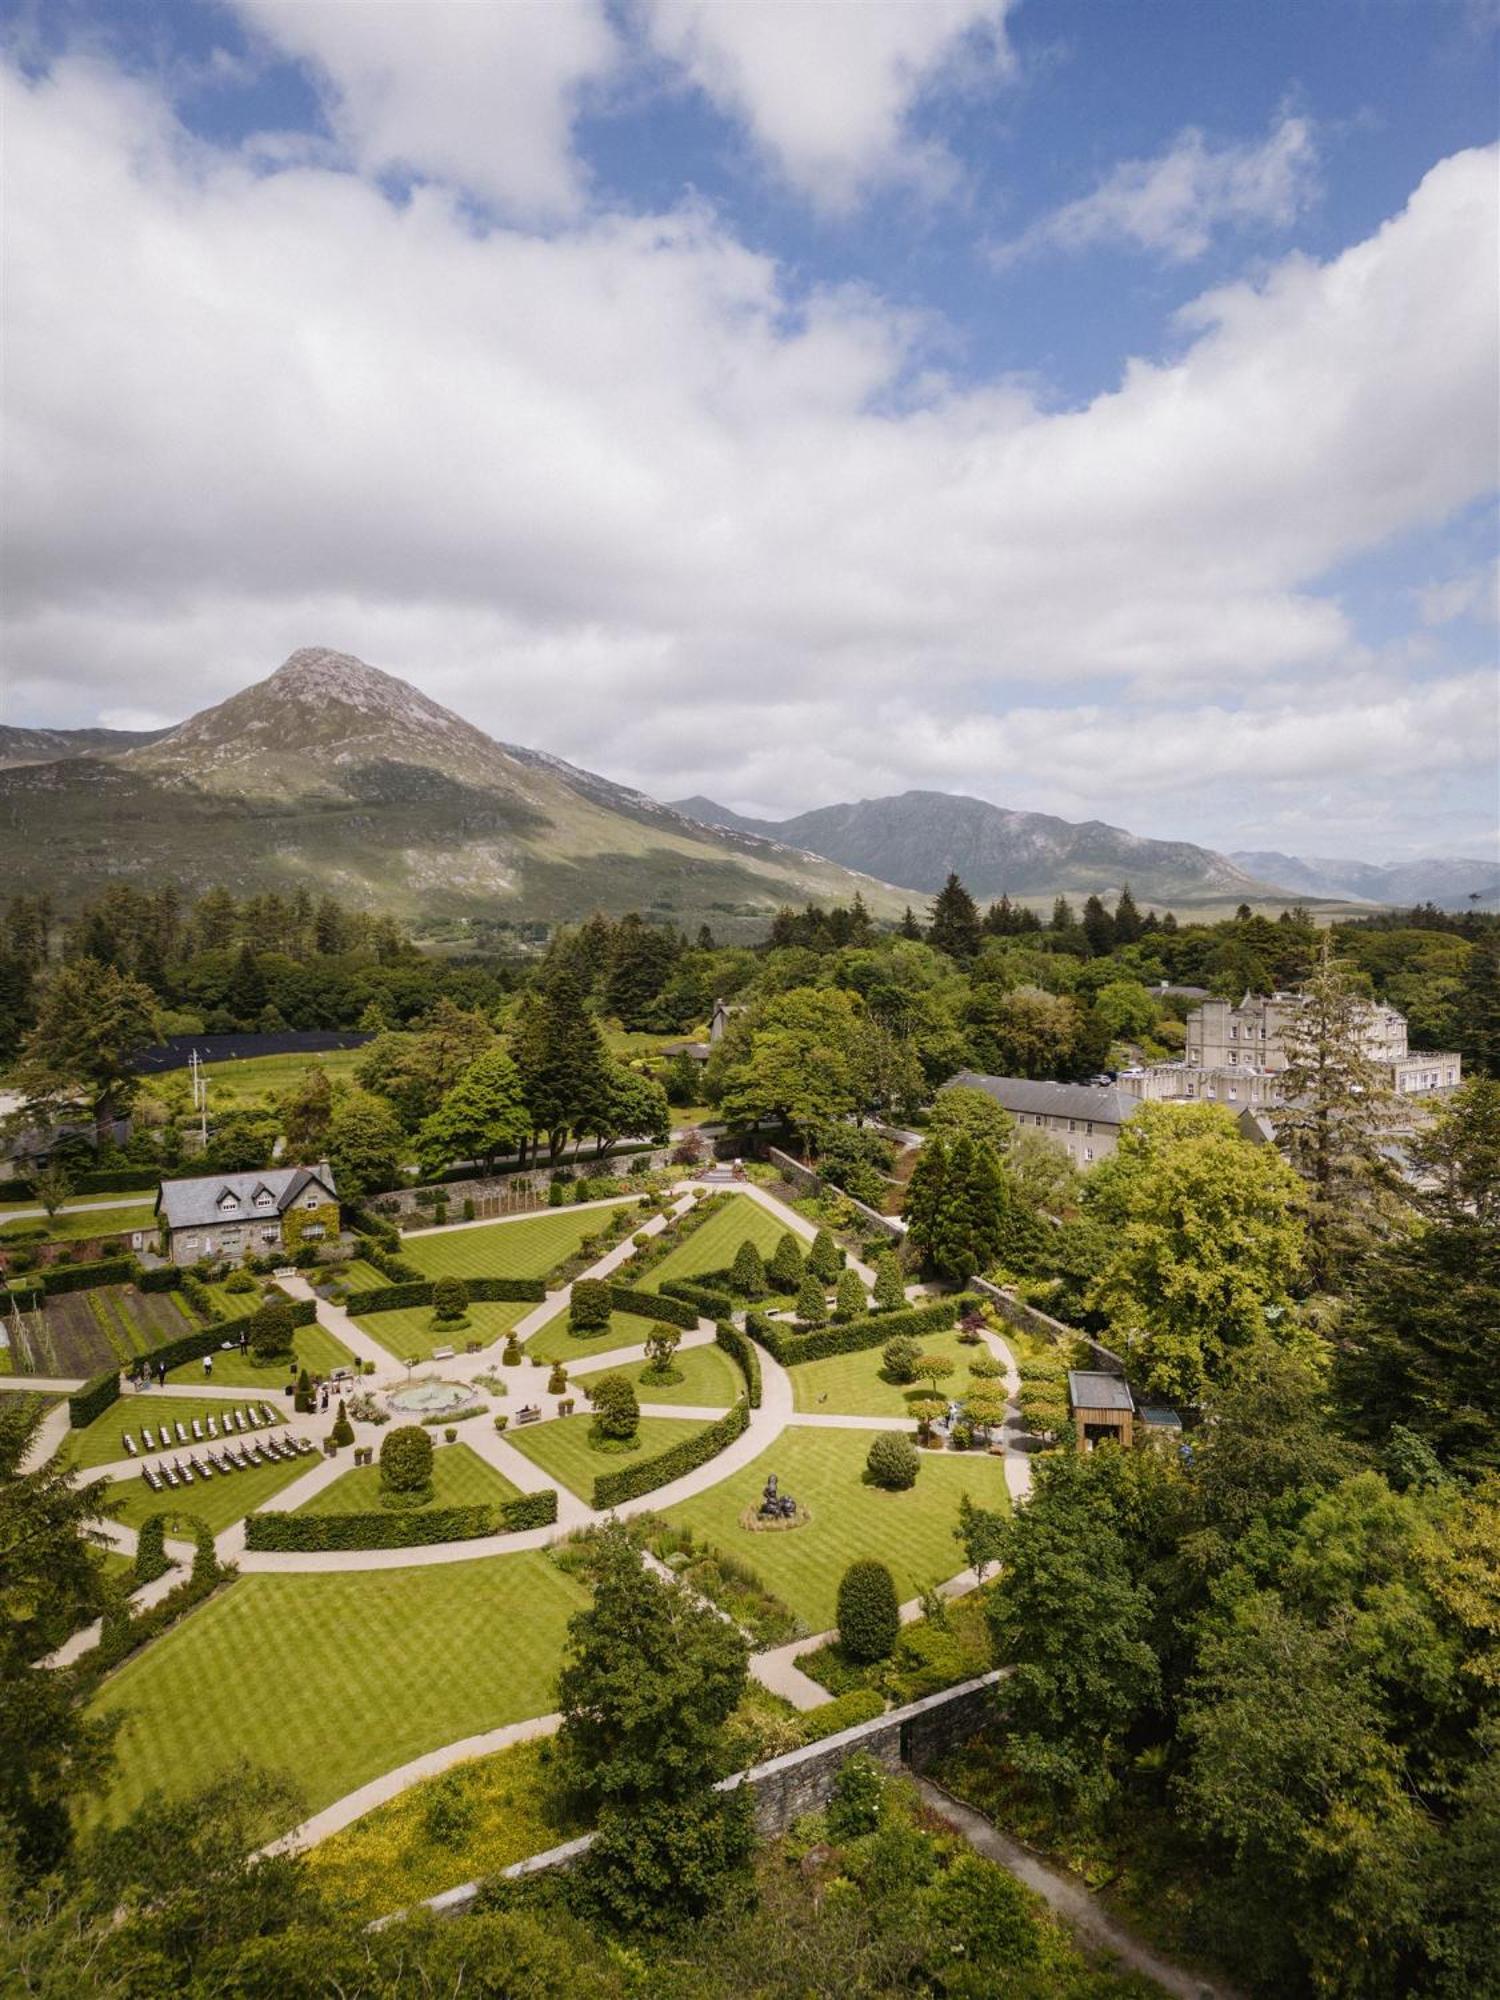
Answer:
[128, 1326, 250, 1390]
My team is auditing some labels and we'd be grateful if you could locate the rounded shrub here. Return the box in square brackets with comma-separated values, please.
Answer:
[588, 1372, 639, 1443]
[223, 1268, 256, 1294]
[432, 1275, 468, 1323]
[882, 1336, 921, 1384]
[569, 1277, 613, 1334]
[380, 1423, 434, 1494]
[247, 1298, 296, 1363]
[837, 1559, 900, 1662]
[547, 1361, 569, 1396]
[865, 1431, 919, 1491]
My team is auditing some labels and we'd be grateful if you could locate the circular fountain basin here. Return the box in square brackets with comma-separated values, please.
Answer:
[387, 1378, 472, 1417]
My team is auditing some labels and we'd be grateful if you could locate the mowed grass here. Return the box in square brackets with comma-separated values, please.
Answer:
[353, 1297, 534, 1365]
[400, 1204, 637, 1283]
[296, 1441, 520, 1516]
[192, 1045, 370, 1112]
[66, 1397, 285, 1469]
[95, 1449, 314, 1535]
[662, 1426, 1009, 1631]
[523, 1304, 665, 1364]
[575, 1340, 740, 1411]
[504, 1413, 713, 1501]
[644, 1195, 790, 1289]
[788, 1329, 990, 1417]
[88, 1552, 586, 1828]
[167, 1319, 355, 1389]
[0, 1201, 156, 1243]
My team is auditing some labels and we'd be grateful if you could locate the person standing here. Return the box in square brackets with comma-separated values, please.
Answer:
[203, 1351, 214, 1378]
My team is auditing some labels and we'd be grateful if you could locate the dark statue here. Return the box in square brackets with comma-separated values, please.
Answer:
[759, 1470, 797, 1521]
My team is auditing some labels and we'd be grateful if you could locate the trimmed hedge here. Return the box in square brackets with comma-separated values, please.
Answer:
[799, 1687, 886, 1743]
[133, 1513, 170, 1586]
[714, 1321, 762, 1409]
[83, 1518, 227, 1684]
[592, 1400, 749, 1510]
[344, 1275, 547, 1314]
[134, 1296, 317, 1378]
[69, 1369, 121, 1428]
[41, 1256, 137, 1298]
[608, 1284, 699, 1330]
[746, 1295, 973, 1368]
[137, 1265, 182, 1293]
[658, 1277, 736, 1319]
[243, 1487, 557, 1551]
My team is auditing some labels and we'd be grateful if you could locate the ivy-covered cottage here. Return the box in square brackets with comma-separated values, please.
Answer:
[155, 1163, 339, 1266]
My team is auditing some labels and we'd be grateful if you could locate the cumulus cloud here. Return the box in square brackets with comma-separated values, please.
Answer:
[995, 111, 1320, 264]
[1419, 557, 1500, 625]
[638, 0, 1014, 207]
[231, 0, 619, 216]
[0, 55, 1495, 859]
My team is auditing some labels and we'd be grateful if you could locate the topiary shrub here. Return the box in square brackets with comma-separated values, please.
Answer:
[569, 1277, 613, 1334]
[837, 1559, 899, 1662]
[968, 1353, 1003, 1380]
[503, 1335, 522, 1366]
[380, 1423, 434, 1493]
[547, 1181, 565, 1208]
[294, 1367, 313, 1413]
[547, 1361, 568, 1396]
[223, 1268, 256, 1294]
[329, 1404, 354, 1450]
[833, 1269, 866, 1323]
[872, 1251, 906, 1312]
[796, 1273, 829, 1328]
[588, 1372, 639, 1444]
[865, 1431, 919, 1492]
[807, 1228, 843, 1283]
[882, 1335, 921, 1384]
[247, 1298, 296, 1364]
[432, 1275, 468, 1323]
[768, 1231, 804, 1294]
[730, 1238, 767, 1299]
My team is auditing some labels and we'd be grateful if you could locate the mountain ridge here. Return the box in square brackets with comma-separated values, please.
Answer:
[1230, 849, 1500, 911]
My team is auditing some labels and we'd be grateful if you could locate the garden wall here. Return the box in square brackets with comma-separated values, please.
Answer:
[765, 1147, 906, 1242]
[972, 1279, 1126, 1372]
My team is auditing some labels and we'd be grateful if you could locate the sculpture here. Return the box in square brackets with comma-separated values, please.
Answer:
[758, 1470, 798, 1521]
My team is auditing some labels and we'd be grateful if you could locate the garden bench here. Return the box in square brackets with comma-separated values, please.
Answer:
[142, 1428, 157, 1451]
[206, 1417, 219, 1438]
[259, 1404, 278, 1424]
[432, 1344, 456, 1361]
[142, 1465, 163, 1492]
[174, 1459, 193, 1484]
[190, 1455, 212, 1479]
[517, 1404, 542, 1424]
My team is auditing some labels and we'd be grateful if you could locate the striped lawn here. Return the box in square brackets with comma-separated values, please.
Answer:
[788, 1329, 985, 1417]
[643, 1195, 790, 1289]
[503, 1412, 712, 1501]
[96, 1449, 313, 1535]
[296, 1440, 520, 1516]
[662, 1425, 1009, 1632]
[523, 1304, 663, 1364]
[66, 1398, 288, 1469]
[353, 1297, 534, 1365]
[88, 1552, 585, 1829]
[399, 1204, 637, 1283]
[574, 1340, 739, 1411]
[166, 1320, 354, 1388]
[4, 1201, 156, 1243]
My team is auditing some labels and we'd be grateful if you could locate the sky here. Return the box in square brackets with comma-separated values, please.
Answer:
[2, 0, 1497, 865]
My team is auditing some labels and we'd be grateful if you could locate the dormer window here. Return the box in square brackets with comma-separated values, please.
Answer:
[254, 1188, 274, 1209]
[217, 1190, 239, 1212]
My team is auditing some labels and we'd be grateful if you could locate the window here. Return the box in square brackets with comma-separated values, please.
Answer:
[1230, 1026, 1238, 1040]
[1084, 1148, 1094, 1162]
[260, 1227, 279, 1243]
[1085, 1120, 1094, 1134]
[1228, 1051, 1237, 1064]
[1068, 1119, 1076, 1132]
[301, 1222, 325, 1240]
[217, 1192, 238, 1211]
[255, 1189, 274, 1209]
[304, 1194, 321, 1208]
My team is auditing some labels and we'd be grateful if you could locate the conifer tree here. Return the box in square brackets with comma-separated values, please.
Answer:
[1050, 896, 1077, 934]
[902, 1134, 948, 1260]
[1272, 938, 1400, 1288]
[1113, 885, 1143, 944]
[796, 1272, 829, 1326]
[898, 906, 924, 940]
[927, 872, 982, 961]
[1081, 895, 1116, 956]
[729, 1238, 767, 1299]
[807, 1227, 843, 1283]
[833, 1268, 866, 1321]
[768, 1230, 804, 1294]
[872, 1249, 906, 1311]
[1454, 932, 1500, 1077]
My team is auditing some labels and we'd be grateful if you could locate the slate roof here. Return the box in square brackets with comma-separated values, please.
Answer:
[155, 1163, 336, 1232]
[948, 1071, 1142, 1128]
[1068, 1371, 1135, 1412]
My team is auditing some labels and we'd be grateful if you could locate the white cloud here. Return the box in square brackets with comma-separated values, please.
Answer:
[1419, 557, 1500, 625]
[231, 0, 619, 216]
[638, 0, 1014, 208]
[0, 57, 1495, 860]
[996, 112, 1320, 264]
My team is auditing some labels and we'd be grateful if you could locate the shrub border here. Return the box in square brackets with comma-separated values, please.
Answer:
[592, 1399, 749, 1510]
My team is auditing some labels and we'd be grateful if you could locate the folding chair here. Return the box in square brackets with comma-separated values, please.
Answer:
[123, 1435, 138, 1456]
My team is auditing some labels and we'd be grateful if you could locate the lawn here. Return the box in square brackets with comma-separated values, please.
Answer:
[166, 1318, 355, 1388]
[187, 1044, 370, 1112]
[400, 1204, 637, 1283]
[353, 1297, 535, 1365]
[662, 1426, 1009, 1632]
[574, 1340, 740, 1411]
[788, 1329, 990, 1417]
[295, 1440, 520, 1516]
[65, 1396, 288, 1469]
[93, 1448, 315, 1535]
[643, 1195, 790, 1289]
[523, 1303, 666, 1364]
[504, 1412, 713, 1501]
[0, 1201, 156, 1243]
[88, 1551, 586, 1827]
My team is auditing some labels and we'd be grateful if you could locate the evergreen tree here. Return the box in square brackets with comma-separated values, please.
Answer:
[898, 906, 924, 940]
[1113, 885, 1143, 945]
[833, 1268, 867, 1321]
[1080, 895, 1116, 956]
[604, 915, 681, 1030]
[278, 1063, 333, 1159]
[1454, 932, 1500, 1077]
[514, 971, 612, 1161]
[1049, 895, 1077, 935]
[729, 1238, 767, 1298]
[1272, 939, 1400, 1287]
[872, 1249, 906, 1311]
[796, 1272, 829, 1326]
[417, 1044, 530, 1175]
[902, 1133, 949, 1255]
[13, 958, 159, 1140]
[927, 872, 982, 961]
[807, 1226, 843, 1282]
[767, 1230, 804, 1293]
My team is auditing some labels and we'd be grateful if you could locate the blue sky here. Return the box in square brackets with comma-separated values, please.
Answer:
[3, 0, 1497, 863]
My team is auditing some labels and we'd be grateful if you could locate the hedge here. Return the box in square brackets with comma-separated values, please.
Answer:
[746, 1295, 973, 1368]
[714, 1321, 762, 1409]
[137, 1265, 182, 1294]
[134, 1296, 318, 1377]
[133, 1513, 170, 1586]
[8, 1166, 161, 1200]
[344, 1275, 546, 1315]
[607, 1284, 699, 1330]
[657, 1277, 736, 1319]
[40, 1256, 137, 1298]
[592, 1400, 749, 1510]
[799, 1687, 886, 1743]
[243, 1488, 557, 1551]
[83, 1518, 227, 1684]
[69, 1369, 121, 1428]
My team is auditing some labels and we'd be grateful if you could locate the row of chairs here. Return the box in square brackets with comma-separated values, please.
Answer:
[122, 1405, 281, 1459]
[139, 1432, 315, 1492]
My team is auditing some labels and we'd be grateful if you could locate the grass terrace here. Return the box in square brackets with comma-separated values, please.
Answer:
[574, 1340, 740, 1411]
[788, 1329, 986, 1418]
[165, 1319, 355, 1388]
[294, 1440, 521, 1516]
[88, 1552, 586, 1827]
[642, 1194, 788, 1289]
[94, 1450, 314, 1535]
[0, 1201, 156, 1243]
[662, 1425, 1009, 1631]
[504, 1412, 714, 1502]
[400, 1204, 636, 1283]
[181, 1044, 370, 1113]
[65, 1397, 285, 1470]
[352, 1297, 534, 1366]
[523, 1303, 664, 1364]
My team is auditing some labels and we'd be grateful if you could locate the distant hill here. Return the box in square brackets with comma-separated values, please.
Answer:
[671, 788, 1292, 910]
[1231, 851, 1500, 912]
[0, 649, 909, 935]
[0, 723, 171, 769]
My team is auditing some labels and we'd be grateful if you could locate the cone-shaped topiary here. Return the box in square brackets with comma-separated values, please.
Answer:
[796, 1272, 829, 1327]
[294, 1366, 313, 1413]
[837, 1559, 900, 1661]
[730, 1238, 767, 1299]
[329, 1403, 354, 1449]
[807, 1228, 843, 1283]
[872, 1251, 906, 1312]
[833, 1269, 867, 1322]
[503, 1335, 522, 1366]
[768, 1231, 805, 1294]
[882, 1336, 921, 1384]
[547, 1361, 569, 1395]
[866, 1431, 920, 1491]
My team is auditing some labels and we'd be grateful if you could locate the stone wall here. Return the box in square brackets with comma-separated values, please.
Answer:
[765, 1146, 906, 1243]
[972, 1278, 1126, 1372]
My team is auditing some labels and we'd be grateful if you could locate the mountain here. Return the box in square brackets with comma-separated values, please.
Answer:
[0, 649, 909, 935]
[1231, 851, 1500, 912]
[671, 788, 1290, 910]
[0, 723, 171, 769]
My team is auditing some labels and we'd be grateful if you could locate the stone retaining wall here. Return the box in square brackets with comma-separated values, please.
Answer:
[972, 1278, 1125, 1372]
[765, 1146, 906, 1242]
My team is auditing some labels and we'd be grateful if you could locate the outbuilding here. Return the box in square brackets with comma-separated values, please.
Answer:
[1067, 1369, 1135, 1451]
